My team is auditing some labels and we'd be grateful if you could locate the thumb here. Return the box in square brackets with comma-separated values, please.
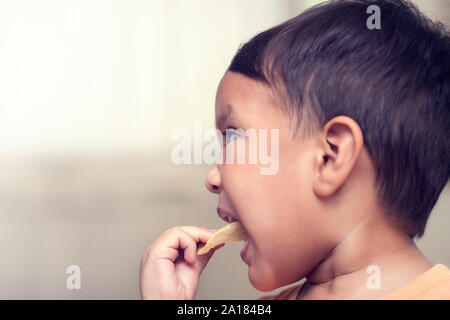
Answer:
[194, 244, 225, 273]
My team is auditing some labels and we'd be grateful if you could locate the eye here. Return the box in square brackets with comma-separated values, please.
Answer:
[222, 127, 240, 145]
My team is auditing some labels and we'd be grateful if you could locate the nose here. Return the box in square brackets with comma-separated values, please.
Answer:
[205, 165, 222, 194]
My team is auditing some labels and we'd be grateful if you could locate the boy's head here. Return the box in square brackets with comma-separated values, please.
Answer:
[205, 0, 449, 291]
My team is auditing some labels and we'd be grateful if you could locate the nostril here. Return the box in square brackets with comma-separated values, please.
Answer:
[206, 181, 220, 194]
[205, 165, 221, 194]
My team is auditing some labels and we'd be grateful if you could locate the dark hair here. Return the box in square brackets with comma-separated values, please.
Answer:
[229, 0, 450, 237]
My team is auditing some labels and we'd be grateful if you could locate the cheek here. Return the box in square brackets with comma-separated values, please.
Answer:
[221, 160, 310, 244]
[219, 150, 317, 288]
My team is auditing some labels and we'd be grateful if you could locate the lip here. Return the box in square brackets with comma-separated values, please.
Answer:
[240, 240, 249, 264]
[217, 207, 239, 223]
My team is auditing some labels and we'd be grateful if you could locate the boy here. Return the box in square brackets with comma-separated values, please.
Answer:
[139, 0, 450, 299]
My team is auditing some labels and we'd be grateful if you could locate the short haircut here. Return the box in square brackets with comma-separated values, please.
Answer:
[229, 0, 450, 237]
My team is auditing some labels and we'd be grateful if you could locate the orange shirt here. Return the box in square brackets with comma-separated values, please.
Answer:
[258, 264, 450, 300]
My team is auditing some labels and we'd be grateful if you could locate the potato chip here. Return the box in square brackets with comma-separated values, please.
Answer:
[197, 221, 248, 255]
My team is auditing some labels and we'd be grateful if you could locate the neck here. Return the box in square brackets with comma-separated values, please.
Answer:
[298, 213, 433, 299]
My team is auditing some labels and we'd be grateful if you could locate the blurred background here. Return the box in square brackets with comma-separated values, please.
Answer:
[0, 0, 448, 299]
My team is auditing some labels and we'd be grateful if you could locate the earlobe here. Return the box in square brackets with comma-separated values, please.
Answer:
[313, 116, 364, 198]
[313, 153, 333, 198]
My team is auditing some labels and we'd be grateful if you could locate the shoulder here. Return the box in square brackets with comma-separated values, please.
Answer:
[382, 264, 450, 300]
[416, 264, 450, 299]
[258, 282, 305, 300]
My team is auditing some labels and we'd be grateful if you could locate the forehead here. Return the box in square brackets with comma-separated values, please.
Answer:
[215, 71, 277, 124]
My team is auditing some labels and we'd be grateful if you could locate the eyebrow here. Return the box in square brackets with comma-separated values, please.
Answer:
[215, 104, 233, 130]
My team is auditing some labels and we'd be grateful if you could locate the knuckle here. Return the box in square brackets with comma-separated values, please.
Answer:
[169, 226, 181, 233]
[161, 227, 178, 237]
[169, 226, 188, 237]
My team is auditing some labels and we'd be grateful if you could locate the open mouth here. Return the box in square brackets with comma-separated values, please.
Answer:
[217, 207, 240, 223]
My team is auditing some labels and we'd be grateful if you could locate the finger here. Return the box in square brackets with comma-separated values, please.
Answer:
[149, 228, 195, 264]
[169, 226, 218, 263]
[176, 226, 218, 264]
[177, 226, 217, 244]
[156, 226, 215, 264]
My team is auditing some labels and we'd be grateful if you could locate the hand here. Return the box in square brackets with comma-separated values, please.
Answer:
[139, 226, 224, 300]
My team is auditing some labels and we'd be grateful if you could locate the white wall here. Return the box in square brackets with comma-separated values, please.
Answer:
[0, 0, 448, 299]
[0, 0, 295, 155]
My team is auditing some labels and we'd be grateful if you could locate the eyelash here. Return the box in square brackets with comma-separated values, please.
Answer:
[221, 127, 240, 145]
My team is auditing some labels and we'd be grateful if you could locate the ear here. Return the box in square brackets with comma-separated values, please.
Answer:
[313, 116, 364, 198]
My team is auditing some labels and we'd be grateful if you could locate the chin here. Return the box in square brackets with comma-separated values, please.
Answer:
[248, 267, 280, 292]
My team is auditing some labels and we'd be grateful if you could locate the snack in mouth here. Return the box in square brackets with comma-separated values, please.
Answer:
[197, 221, 248, 255]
